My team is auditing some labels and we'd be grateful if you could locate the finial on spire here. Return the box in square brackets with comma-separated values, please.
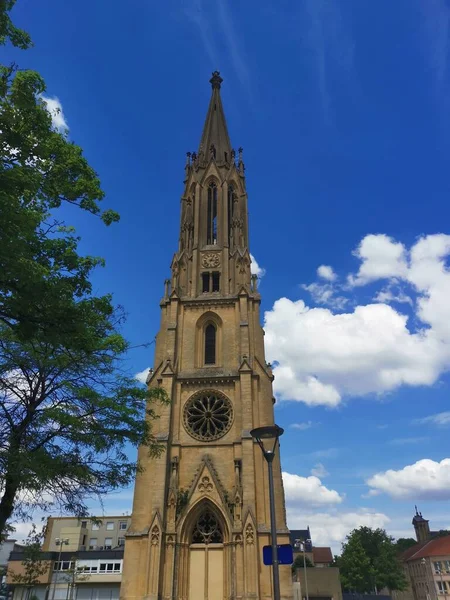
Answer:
[210, 71, 223, 89]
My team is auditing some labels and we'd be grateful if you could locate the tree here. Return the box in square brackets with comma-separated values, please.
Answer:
[339, 527, 407, 593]
[395, 538, 417, 554]
[8, 528, 50, 600]
[0, 0, 32, 49]
[0, 63, 119, 342]
[0, 1, 168, 538]
[0, 311, 169, 537]
[292, 553, 314, 575]
[339, 534, 374, 593]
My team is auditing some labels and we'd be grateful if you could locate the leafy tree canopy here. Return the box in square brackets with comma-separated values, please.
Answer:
[0, 0, 32, 49]
[395, 538, 418, 554]
[0, 0, 168, 540]
[339, 527, 407, 593]
[292, 553, 314, 574]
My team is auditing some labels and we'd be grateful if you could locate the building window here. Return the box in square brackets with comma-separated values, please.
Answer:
[202, 272, 210, 293]
[119, 521, 127, 531]
[89, 538, 97, 548]
[204, 324, 216, 365]
[104, 537, 113, 549]
[118, 537, 125, 546]
[212, 272, 220, 292]
[80, 521, 87, 528]
[92, 523, 99, 531]
[191, 509, 223, 544]
[228, 185, 234, 243]
[437, 581, 448, 594]
[435, 561, 442, 573]
[54, 561, 75, 571]
[106, 521, 114, 531]
[207, 183, 218, 245]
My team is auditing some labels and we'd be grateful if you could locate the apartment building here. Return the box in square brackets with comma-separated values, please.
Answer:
[7, 516, 131, 600]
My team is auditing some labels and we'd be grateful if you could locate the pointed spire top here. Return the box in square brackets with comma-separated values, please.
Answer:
[198, 71, 232, 163]
[210, 71, 223, 89]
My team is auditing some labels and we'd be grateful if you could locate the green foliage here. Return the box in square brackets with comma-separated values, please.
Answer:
[395, 538, 417, 554]
[339, 527, 407, 593]
[291, 553, 314, 574]
[0, 316, 170, 536]
[8, 527, 49, 589]
[0, 64, 120, 341]
[0, 0, 168, 539]
[0, 0, 32, 49]
[176, 489, 189, 518]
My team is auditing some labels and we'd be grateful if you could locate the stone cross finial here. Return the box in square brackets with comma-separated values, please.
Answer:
[210, 71, 223, 89]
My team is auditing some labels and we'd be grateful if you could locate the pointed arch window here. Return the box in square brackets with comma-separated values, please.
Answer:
[228, 185, 235, 244]
[207, 183, 218, 245]
[204, 323, 216, 365]
[191, 509, 223, 544]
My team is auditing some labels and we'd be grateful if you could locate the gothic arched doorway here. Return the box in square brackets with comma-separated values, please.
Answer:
[188, 507, 224, 600]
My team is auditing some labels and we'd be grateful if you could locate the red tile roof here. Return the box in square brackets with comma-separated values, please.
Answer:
[402, 536, 450, 561]
[313, 547, 333, 564]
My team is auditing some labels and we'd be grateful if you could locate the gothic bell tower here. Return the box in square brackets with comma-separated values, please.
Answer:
[121, 72, 292, 600]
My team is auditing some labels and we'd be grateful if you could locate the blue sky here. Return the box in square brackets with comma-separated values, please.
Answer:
[5, 0, 450, 551]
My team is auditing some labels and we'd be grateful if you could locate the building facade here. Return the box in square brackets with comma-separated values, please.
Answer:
[120, 72, 293, 600]
[396, 510, 450, 600]
[7, 516, 131, 600]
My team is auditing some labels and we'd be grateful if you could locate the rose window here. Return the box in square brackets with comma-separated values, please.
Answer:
[183, 390, 233, 441]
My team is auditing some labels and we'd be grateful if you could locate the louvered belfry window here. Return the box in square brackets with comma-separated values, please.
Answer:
[207, 183, 218, 244]
[204, 324, 216, 365]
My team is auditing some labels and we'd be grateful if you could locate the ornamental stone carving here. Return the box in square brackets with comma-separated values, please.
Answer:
[198, 475, 213, 493]
[245, 523, 255, 545]
[202, 252, 220, 268]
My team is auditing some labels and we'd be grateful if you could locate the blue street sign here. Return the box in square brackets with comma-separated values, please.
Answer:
[263, 544, 294, 566]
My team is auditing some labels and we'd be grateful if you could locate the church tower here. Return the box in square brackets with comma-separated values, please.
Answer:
[121, 72, 292, 600]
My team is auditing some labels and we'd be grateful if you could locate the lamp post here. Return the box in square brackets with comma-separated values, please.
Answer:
[294, 539, 310, 600]
[251, 424, 284, 600]
[50, 538, 69, 600]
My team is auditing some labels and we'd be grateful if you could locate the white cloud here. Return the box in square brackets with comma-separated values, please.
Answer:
[309, 447, 340, 459]
[41, 95, 69, 132]
[374, 285, 413, 306]
[290, 421, 315, 430]
[287, 508, 390, 554]
[317, 265, 337, 281]
[265, 234, 450, 406]
[283, 472, 343, 507]
[367, 458, 450, 500]
[250, 254, 265, 278]
[348, 234, 408, 286]
[388, 437, 428, 445]
[414, 411, 450, 426]
[301, 282, 348, 310]
[135, 368, 150, 384]
[311, 463, 329, 478]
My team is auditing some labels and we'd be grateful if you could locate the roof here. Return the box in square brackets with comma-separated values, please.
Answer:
[401, 535, 450, 561]
[198, 72, 232, 162]
[313, 547, 333, 563]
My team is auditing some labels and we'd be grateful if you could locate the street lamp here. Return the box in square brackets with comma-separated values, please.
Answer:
[295, 539, 311, 600]
[51, 538, 69, 600]
[251, 424, 284, 600]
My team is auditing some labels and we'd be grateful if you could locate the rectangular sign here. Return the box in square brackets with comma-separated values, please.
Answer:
[263, 544, 294, 566]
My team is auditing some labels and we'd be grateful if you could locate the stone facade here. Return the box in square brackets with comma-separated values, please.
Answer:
[120, 72, 293, 600]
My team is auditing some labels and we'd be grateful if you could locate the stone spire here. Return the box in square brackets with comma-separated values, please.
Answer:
[198, 71, 232, 164]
